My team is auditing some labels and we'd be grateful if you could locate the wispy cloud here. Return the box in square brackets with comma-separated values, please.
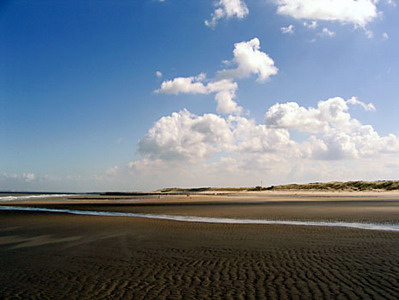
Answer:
[382, 32, 389, 40]
[319, 27, 336, 38]
[281, 24, 295, 34]
[0, 172, 37, 182]
[303, 21, 318, 29]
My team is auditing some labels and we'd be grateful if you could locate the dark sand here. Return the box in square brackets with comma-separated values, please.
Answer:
[1, 193, 399, 299]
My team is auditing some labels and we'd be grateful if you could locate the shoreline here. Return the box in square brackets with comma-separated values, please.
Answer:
[2, 205, 399, 232]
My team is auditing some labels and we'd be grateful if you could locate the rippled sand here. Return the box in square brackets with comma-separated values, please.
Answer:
[1, 193, 399, 299]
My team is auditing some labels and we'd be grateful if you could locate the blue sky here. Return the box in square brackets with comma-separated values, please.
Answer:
[1, 0, 398, 192]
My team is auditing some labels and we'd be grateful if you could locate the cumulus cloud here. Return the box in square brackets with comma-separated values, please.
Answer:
[133, 109, 301, 176]
[134, 96, 399, 177]
[265, 96, 398, 161]
[132, 96, 399, 183]
[217, 38, 278, 82]
[155, 73, 208, 95]
[156, 38, 277, 114]
[128, 97, 399, 190]
[281, 24, 295, 34]
[275, 0, 379, 28]
[229, 115, 297, 154]
[205, 0, 249, 28]
[210, 80, 242, 114]
[143, 35, 399, 189]
[137, 109, 234, 162]
[265, 97, 375, 133]
[156, 75, 241, 114]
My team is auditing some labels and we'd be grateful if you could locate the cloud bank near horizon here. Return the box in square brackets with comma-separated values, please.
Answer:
[124, 94, 398, 189]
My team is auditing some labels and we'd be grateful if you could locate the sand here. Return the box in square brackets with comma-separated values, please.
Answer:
[1, 192, 399, 299]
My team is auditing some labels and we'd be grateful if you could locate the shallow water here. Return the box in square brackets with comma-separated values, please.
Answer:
[1, 205, 399, 232]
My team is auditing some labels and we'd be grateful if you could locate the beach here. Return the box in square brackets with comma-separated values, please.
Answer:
[1, 192, 399, 299]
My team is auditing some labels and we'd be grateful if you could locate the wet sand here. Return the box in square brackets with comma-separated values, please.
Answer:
[1, 193, 399, 299]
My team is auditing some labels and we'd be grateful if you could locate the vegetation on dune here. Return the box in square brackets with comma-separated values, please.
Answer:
[156, 181, 399, 193]
[268, 181, 399, 191]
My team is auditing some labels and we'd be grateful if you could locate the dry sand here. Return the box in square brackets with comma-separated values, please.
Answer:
[1, 192, 399, 299]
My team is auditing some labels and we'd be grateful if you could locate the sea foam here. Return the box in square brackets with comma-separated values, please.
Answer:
[0, 205, 399, 232]
[0, 194, 76, 202]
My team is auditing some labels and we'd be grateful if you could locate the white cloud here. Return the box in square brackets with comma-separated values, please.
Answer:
[155, 71, 163, 78]
[266, 101, 329, 133]
[205, 0, 249, 28]
[156, 38, 277, 114]
[137, 109, 234, 162]
[105, 166, 119, 176]
[347, 96, 376, 111]
[229, 115, 297, 154]
[136, 110, 294, 163]
[319, 27, 336, 37]
[212, 81, 242, 114]
[281, 24, 295, 34]
[217, 38, 279, 82]
[128, 96, 399, 189]
[265, 97, 375, 133]
[150, 91, 395, 167]
[303, 20, 318, 29]
[133, 96, 398, 172]
[382, 32, 389, 40]
[364, 29, 374, 39]
[155, 73, 208, 95]
[23, 173, 36, 182]
[155, 75, 241, 114]
[276, 0, 379, 28]
[265, 96, 397, 160]
[0, 172, 37, 182]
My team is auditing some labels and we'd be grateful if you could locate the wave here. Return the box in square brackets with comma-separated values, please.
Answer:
[0, 194, 76, 202]
[0, 205, 399, 232]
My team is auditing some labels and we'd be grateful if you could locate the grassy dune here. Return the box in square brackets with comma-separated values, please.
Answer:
[156, 180, 399, 193]
[267, 180, 399, 191]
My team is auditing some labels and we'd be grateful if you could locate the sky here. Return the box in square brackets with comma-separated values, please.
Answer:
[1, 0, 399, 192]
